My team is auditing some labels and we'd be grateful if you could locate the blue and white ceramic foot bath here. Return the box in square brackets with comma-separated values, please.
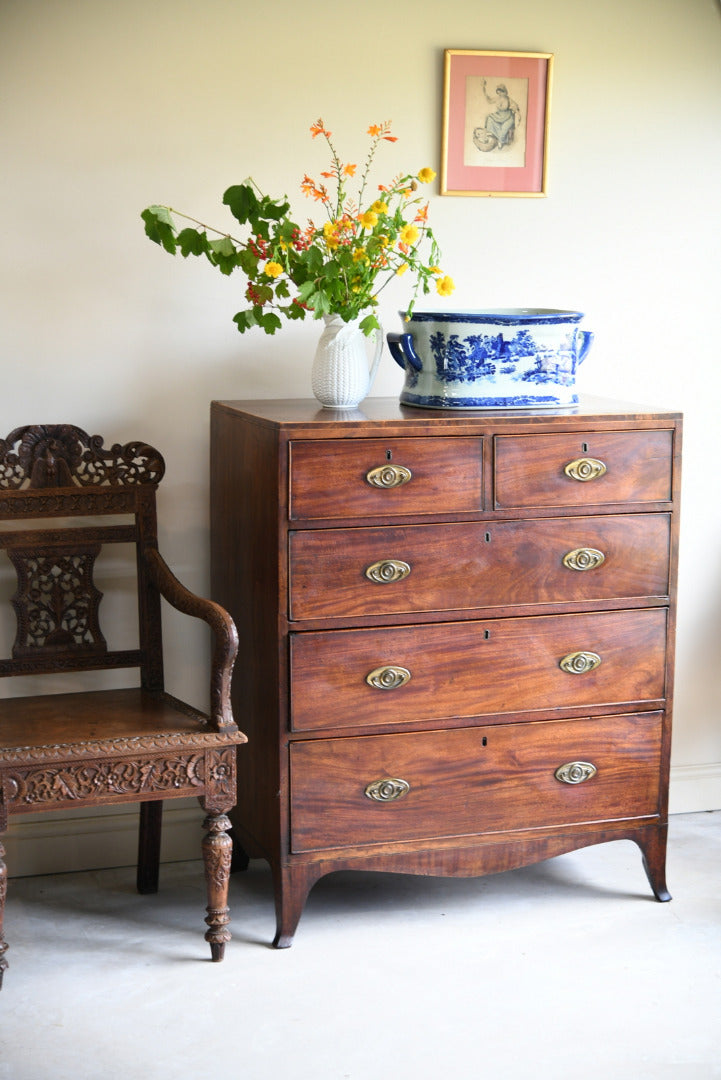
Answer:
[387, 309, 593, 410]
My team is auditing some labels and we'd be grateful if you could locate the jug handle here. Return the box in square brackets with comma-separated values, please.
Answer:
[369, 325, 384, 384]
[387, 332, 423, 373]
[577, 330, 594, 365]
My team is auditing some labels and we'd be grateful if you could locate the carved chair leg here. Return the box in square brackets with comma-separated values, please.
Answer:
[202, 812, 233, 962]
[0, 839, 8, 990]
[137, 800, 163, 895]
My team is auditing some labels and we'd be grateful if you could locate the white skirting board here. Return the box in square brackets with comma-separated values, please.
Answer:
[3, 765, 720, 879]
[3, 799, 205, 879]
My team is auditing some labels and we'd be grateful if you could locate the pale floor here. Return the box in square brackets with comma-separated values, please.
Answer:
[1, 811, 719, 1080]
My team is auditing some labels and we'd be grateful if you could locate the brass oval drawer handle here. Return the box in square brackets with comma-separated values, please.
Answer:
[559, 650, 602, 674]
[365, 559, 411, 584]
[555, 761, 598, 785]
[563, 547, 605, 571]
[366, 665, 412, 690]
[366, 464, 412, 489]
[364, 777, 410, 802]
[564, 457, 607, 482]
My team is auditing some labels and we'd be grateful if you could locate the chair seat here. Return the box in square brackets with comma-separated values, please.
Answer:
[0, 688, 245, 820]
[0, 687, 244, 759]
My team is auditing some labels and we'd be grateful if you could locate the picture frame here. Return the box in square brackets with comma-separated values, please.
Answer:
[441, 50, 553, 197]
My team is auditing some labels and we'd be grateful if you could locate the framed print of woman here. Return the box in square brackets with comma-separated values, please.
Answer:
[441, 50, 552, 197]
[464, 75, 529, 169]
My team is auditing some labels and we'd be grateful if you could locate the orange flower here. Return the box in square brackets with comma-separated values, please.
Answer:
[367, 121, 398, 143]
[301, 174, 329, 202]
[343, 163, 357, 177]
[310, 119, 330, 139]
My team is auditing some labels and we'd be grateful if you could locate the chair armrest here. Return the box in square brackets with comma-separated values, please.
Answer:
[144, 547, 239, 733]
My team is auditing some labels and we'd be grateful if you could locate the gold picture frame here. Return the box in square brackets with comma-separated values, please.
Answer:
[441, 49, 553, 197]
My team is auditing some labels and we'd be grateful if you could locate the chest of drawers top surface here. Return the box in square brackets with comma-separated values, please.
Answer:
[212, 396, 681, 428]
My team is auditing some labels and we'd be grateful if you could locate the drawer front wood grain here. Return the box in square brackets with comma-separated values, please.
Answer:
[288, 515, 671, 620]
[290, 607, 667, 731]
[289, 437, 483, 520]
[289, 712, 663, 851]
[494, 430, 673, 508]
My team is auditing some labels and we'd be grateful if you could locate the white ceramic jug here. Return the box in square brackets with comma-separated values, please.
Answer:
[311, 315, 383, 409]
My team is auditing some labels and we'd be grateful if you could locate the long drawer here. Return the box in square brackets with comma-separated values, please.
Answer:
[288, 515, 671, 620]
[494, 430, 673, 508]
[289, 712, 663, 852]
[289, 607, 667, 731]
[289, 437, 483, 520]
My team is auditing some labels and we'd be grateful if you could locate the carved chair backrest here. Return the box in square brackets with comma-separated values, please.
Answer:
[0, 425, 166, 689]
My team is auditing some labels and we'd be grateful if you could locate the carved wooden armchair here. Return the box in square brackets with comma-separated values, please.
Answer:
[0, 424, 245, 988]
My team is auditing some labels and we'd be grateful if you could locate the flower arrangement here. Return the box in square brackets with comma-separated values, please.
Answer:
[141, 119, 454, 336]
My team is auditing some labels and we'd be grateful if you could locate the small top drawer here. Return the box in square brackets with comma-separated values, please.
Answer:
[494, 430, 673, 508]
[289, 437, 482, 520]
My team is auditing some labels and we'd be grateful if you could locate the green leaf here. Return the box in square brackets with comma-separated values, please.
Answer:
[260, 195, 291, 221]
[297, 280, 316, 303]
[223, 184, 258, 225]
[259, 312, 283, 335]
[176, 228, 209, 258]
[237, 248, 259, 276]
[233, 309, 256, 333]
[253, 283, 274, 305]
[208, 236, 239, 275]
[311, 290, 331, 316]
[274, 279, 290, 300]
[285, 301, 307, 321]
[141, 206, 177, 254]
[359, 313, 380, 335]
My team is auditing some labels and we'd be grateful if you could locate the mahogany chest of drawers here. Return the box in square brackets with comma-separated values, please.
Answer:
[210, 397, 681, 946]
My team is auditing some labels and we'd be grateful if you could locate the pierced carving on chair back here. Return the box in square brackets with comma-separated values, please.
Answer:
[8, 543, 106, 659]
[0, 425, 165, 490]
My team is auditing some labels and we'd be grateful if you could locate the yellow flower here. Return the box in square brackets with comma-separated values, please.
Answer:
[435, 275, 455, 296]
[371, 200, 389, 214]
[264, 261, 283, 278]
[399, 224, 419, 246]
[396, 263, 409, 276]
[323, 221, 340, 250]
[417, 167, 436, 184]
[359, 210, 378, 229]
[429, 265, 442, 275]
[353, 247, 368, 262]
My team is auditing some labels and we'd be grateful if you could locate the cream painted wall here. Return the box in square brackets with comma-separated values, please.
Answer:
[1, 0, 720, 872]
